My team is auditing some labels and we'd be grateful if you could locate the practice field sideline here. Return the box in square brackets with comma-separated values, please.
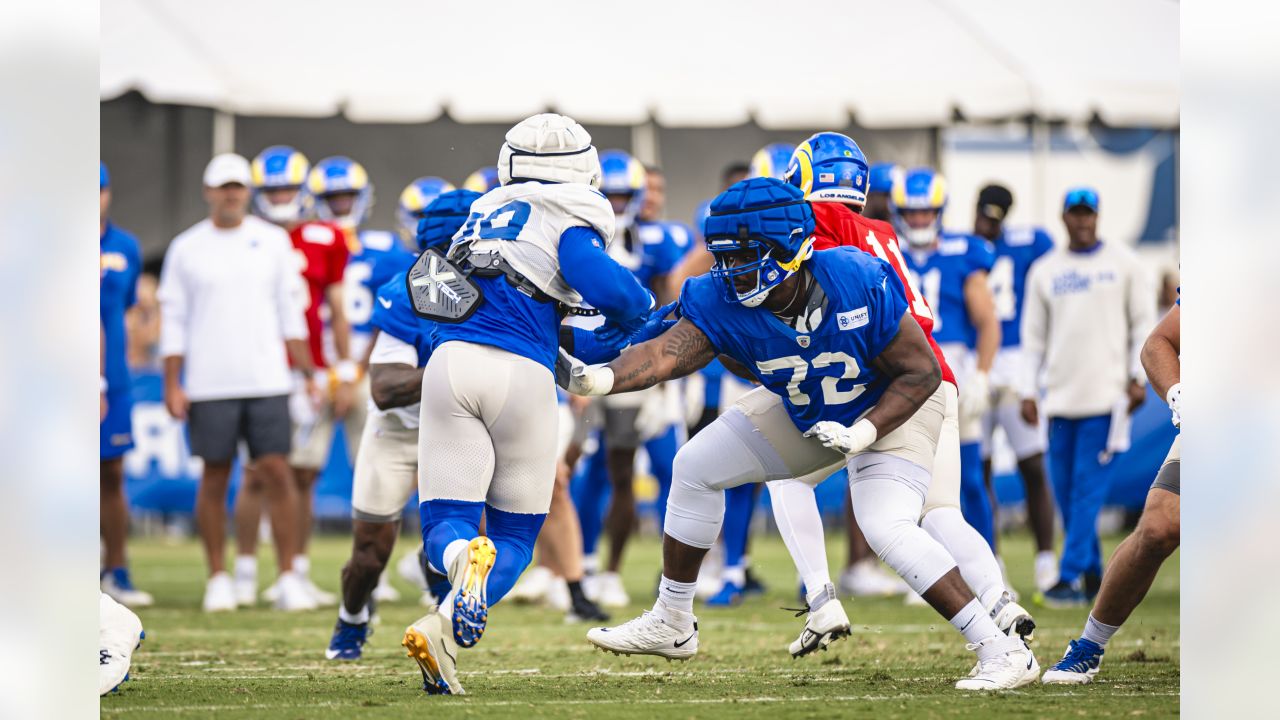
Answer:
[102, 532, 1179, 719]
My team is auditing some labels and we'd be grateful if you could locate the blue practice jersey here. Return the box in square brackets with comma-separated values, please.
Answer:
[987, 226, 1054, 347]
[100, 222, 142, 392]
[634, 220, 695, 289]
[372, 270, 434, 365]
[345, 230, 417, 338]
[679, 248, 909, 432]
[903, 231, 994, 348]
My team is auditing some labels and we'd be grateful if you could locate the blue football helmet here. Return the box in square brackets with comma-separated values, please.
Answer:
[890, 167, 948, 248]
[396, 176, 456, 240]
[462, 166, 501, 193]
[868, 162, 898, 194]
[415, 189, 482, 253]
[308, 156, 374, 228]
[748, 143, 797, 181]
[598, 149, 646, 228]
[250, 145, 312, 224]
[784, 132, 869, 206]
[703, 177, 815, 307]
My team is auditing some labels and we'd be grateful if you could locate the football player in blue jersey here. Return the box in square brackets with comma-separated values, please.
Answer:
[99, 162, 153, 608]
[401, 114, 655, 695]
[570, 178, 1036, 690]
[893, 168, 1003, 562]
[864, 162, 898, 222]
[327, 188, 479, 660]
[972, 183, 1059, 592]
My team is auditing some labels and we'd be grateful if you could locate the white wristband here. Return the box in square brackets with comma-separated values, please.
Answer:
[594, 366, 615, 396]
[334, 359, 359, 383]
[849, 418, 878, 453]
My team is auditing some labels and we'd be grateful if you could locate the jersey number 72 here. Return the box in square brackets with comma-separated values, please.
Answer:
[756, 352, 866, 407]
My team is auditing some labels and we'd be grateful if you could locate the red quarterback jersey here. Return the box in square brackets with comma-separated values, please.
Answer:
[810, 202, 956, 388]
[289, 220, 349, 368]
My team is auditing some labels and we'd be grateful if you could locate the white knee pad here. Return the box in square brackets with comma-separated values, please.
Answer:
[850, 453, 955, 595]
[664, 412, 769, 549]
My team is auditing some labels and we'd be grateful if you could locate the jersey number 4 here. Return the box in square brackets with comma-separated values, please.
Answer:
[459, 200, 532, 242]
[756, 352, 866, 407]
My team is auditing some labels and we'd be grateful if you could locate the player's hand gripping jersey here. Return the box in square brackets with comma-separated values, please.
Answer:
[809, 202, 956, 388]
[901, 231, 995, 348]
[678, 247, 909, 431]
[289, 220, 350, 367]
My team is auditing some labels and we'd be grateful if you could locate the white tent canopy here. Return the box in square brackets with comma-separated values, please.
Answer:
[101, 0, 1178, 129]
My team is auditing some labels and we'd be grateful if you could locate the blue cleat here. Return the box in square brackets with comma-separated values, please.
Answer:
[742, 567, 767, 597]
[450, 537, 496, 648]
[1040, 580, 1088, 609]
[1041, 638, 1105, 684]
[325, 619, 370, 660]
[705, 579, 744, 608]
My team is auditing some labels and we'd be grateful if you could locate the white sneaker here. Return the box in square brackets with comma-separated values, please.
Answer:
[840, 559, 909, 597]
[587, 601, 699, 660]
[398, 546, 428, 591]
[955, 635, 1040, 691]
[402, 608, 464, 695]
[1034, 552, 1059, 594]
[789, 585, 851, 658]
[99, 593, 144, 695]
[545, 577, 572, 613]
[593, 572, 630, 608]
[203, 572, 237, 613]
[233, 576, 257, 607]
[260, 580, 281, 604]
[508, 565, 554, 605]
[274, 571, 319, 611]
[302, 576, 338, 607]
[372, 570, 400, 603]
[100, 569, 155, 608]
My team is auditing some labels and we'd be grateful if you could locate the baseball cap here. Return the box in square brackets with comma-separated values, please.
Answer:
[1063, 186, 1100, 212]
[203, 153, 252, 188]
[100, 161, 110, 189]
[976, 184, 1013, 221]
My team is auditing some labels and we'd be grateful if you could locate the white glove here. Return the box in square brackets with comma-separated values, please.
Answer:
[804, 419, 878, 456]
[1166, 382, 1181, 429]
[959, 371, 991, 421]
[555, 348, 614, 397]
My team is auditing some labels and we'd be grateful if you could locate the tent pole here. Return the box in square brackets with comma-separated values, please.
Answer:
[632, 119, 659, 168]
[213, 110, 236, 156]
[1031, 117, 1049, 231]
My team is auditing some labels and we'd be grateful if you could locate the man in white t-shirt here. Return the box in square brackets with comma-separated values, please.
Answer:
[158, 153, 320, 613]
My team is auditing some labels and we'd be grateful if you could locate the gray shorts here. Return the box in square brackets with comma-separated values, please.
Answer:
[1151, 434, 1181, 495]
[603, 405, 643, 450]
[188, 395, 291, 462]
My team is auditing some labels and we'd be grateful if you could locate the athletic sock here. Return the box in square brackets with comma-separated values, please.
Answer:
[657, 576, 697, 616]
[442, 539, 468, 578]
[950, 599, 1004, 645]
[567, 580, 589, 605]
[234, 555, 257, 582]
[1082, 614, 1120, 648]
[292, 554, 310, 578]
[722, 565, 746, 586]
[338, 603, 369, 624]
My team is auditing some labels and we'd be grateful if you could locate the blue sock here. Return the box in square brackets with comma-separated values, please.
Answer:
[645, 427, 677, 533]
[419, 498, 484, 575]
[958, 441, 996, 550]
[571, 439, 610, 556]
[482, 505, 547, 605]
[722, 484, 756, 570]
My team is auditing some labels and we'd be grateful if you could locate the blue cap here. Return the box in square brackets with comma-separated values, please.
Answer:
[1063, 186, 1099, 212]
[100, 161, 110, 189]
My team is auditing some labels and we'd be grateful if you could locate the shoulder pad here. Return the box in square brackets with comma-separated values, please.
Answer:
[637, 224, 666, 245]
[547, 184, 616, 247]
[359, 230, 396, 252]
[938, 235, 970, 255]
[1003, 226, 1037, 247]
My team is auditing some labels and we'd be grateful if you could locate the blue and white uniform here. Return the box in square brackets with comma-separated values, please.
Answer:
[344, 229, 418, 361]
[101, 221, 142, 459]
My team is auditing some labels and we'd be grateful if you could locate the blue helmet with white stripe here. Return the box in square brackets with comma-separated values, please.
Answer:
[308, 156, 374, 228]
[462, 166, 501, 193]
[396, 176, 455, 240]
[783, 132, 869, 207]
[415, 189, 482, 253]
[890, 166, 949, 248]
[599, 149, 647, 228]
[703, 177, 815, 307]
[250, 145, 312, 224]
[748, 143, 797, 181]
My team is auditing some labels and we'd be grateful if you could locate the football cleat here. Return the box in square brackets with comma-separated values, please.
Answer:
[592, 571, 631, 609]
[101, 568, 154, 608]
[233, 575, 257, 607]
[371, 571, 401, 603]
[704, 579, 744, 608]
[1041, 638, 1104, 684]
[840, 559, 909, 597]
[508, 565, 554, 605]
[325, 619, 370, 661]
[788, 585, 851, 658]
[955, 635, 1040, 691]
[567, 589, 610, 624]
[99, 593, 144, 696]
[547, 578, 572, 613]
[742, 567, 768, 597]
[449, 537, 496, 648]
[202, 572, 237, 613]
[301, 576, 338, 607]
[274, 571, 319, 612]
[1034, 552, 1059, 593]
[1040, 580, 1088, 609]
[587, 601, 699, 660]
[403, 610, 463, 695]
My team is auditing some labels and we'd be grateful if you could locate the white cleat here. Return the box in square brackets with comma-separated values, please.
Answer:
[789, 585, 852, 658]
[233, 576, 257, 608]
[398, 546, 429, 591]
[202, 572, 237, 613]
[508, 565, 554, 605]
[1034, 552, 1059, 594]
[302, 576, 338, 607]
[546, 577, 572, 613]
[274, 571, 319, 612]
[100, 570, 155, 608]
[839, 559, 909, 597]
[402, 609, 464, 695]
[593, 572, 630, 609]
[372, 571, 401, 603]
[955, 635, 1040, 691]
[587, 601, 698, 660]
[99, 593, 144, 695]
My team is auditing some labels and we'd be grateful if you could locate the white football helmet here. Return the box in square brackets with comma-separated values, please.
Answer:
[498, 113, 601, 189]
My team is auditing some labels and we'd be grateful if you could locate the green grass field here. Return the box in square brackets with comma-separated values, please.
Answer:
[101, 530, 1178, 719]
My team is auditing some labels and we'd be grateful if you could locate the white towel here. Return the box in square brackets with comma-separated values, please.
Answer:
[1100, 398, 1133, 464]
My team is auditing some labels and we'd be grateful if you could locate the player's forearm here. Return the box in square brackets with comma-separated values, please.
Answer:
[606, 319, 714, 393]
[974, 315, 1000, 373]
[369, 363, 424, 410]
[286, 339, 316, 376]
[1141, 306, 1180, 398]
[965, 273, 1000, 373]
[162, 355, 184, 389]
[327, 286, 352, 361]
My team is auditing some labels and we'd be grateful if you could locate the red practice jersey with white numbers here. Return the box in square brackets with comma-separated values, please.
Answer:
[288, 220, 350, 367]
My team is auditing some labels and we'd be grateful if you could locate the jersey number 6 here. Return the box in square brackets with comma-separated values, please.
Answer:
[756, 351, 866, 407]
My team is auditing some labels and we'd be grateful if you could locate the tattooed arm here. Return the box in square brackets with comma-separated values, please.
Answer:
[562, 318, 717, 397]
[863, 311, 943, 437]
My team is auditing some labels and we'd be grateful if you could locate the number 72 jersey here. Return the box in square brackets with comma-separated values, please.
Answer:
[679, 247, 909, 432]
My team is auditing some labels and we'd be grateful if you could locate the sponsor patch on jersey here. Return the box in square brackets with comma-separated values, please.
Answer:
[301, 224, 337, 245]
[836, 307, 869, 331]
[796, 335, 810, 348]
